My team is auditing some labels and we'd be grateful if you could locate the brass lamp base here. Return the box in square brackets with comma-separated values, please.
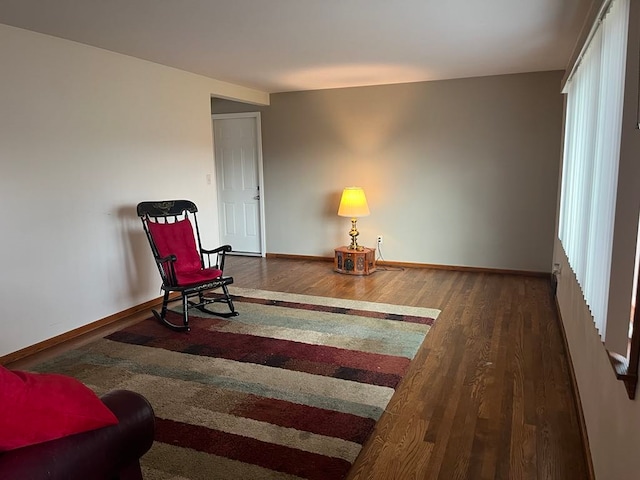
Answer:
[347, 218, 364, 251]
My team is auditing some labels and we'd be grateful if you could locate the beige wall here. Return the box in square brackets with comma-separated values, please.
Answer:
[553, 1, 640, 478]
[0, 24, 268, 357]
[213, 71, 564, 272]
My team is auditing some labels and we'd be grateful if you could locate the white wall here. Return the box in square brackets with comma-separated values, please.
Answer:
[0, 24, 268, 357]
[555, 243, 640, 480]
[553, 1, 640, 478]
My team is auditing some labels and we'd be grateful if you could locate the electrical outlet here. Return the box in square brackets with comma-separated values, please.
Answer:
[377, 235, 383, 245]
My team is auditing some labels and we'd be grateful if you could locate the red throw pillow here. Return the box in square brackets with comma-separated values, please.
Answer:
[0, 366, 118, 451]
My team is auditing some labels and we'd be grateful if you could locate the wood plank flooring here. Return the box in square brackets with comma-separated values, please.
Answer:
[225, 256, 589, 480]
[7, 255, 589, 479]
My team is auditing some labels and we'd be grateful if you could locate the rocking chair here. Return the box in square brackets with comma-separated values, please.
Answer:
[137, 200, 238, 332]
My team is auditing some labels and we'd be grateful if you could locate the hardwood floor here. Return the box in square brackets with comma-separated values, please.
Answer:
[226, 256, 589, 480]
[7, 255, 589, 479]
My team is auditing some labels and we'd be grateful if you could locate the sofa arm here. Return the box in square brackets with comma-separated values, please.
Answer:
[0, 389, 155, 480]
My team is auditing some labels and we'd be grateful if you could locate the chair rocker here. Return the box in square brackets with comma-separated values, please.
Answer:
[137, 200, 238, 332]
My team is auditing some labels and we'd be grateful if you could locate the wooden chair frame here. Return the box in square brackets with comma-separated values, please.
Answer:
[137, 200, 238, 332]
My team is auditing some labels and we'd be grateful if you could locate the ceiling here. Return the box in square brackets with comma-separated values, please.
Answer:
[0, 0, 594, 94]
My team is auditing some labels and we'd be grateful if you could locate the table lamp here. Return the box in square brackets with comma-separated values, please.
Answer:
[338, 187, 370, 251]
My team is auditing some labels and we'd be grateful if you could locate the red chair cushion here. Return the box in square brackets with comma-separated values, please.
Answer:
[147, 218, 222, 286]
[0, 366, 118, 451]
[147, 218, 202, 273]
[176, 267, 223, 285]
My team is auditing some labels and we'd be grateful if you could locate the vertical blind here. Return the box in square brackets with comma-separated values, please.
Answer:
[558, 0, 629, 336]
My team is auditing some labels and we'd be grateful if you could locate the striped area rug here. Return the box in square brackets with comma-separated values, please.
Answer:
[32, 288, 440, 480]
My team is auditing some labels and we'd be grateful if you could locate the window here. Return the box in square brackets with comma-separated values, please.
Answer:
[558, 0, 630, 338]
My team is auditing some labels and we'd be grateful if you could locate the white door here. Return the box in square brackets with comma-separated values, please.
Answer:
[212, 113, 265, 255]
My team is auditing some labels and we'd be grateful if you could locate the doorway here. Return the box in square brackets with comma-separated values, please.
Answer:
[212, 112, 265, 256]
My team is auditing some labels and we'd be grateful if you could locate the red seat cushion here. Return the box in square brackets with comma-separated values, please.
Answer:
[147, 218, 222, 286]
[176, 267, 223, 285]
[0, 366, 118, 451]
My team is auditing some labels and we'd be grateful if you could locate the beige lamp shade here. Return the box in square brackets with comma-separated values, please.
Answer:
[338, 187, 370, 217]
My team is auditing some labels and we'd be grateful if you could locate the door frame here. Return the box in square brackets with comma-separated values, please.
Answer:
[211, 112, 266, 257]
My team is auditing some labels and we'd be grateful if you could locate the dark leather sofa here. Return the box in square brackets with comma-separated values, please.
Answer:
[0, 389, 155, 480]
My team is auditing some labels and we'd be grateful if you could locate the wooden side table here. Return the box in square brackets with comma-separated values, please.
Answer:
[334, 246, 376, 275]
